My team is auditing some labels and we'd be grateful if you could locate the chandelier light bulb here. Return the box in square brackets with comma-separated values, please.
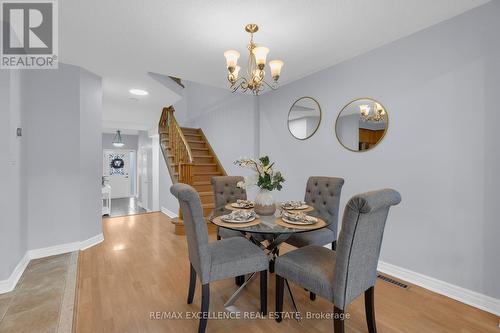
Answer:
[253, 46, 269, 68]
[269, 60, 284, 80]
[224, 50, 240, 70]
[360, 105, 370, 116]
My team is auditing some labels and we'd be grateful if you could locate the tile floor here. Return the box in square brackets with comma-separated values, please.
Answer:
[108, 197, 147, 217]
[0, 252, 78, 333]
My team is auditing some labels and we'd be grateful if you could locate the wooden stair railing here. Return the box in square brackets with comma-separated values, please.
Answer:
[159, 105, 226, 235]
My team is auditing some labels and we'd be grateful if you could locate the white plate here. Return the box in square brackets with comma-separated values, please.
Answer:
[281, 216, 317, 225]
[221, 215, 256, 224]
[231, 202, 254, 209]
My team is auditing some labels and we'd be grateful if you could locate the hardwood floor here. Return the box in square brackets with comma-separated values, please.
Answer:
[74, 212, 499, 333]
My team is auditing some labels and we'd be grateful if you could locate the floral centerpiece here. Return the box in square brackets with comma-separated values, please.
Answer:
[234, 156, 285, 215]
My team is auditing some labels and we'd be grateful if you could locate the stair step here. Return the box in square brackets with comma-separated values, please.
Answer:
[193, 155, 214, 163]
[184, 133, 203, 139]
[193, 163, 218, 173]
[192, 148, 209, 156]
[188, 141, 206, 149]
[192, 181, 212, 192]
[181, 127, 200, 135]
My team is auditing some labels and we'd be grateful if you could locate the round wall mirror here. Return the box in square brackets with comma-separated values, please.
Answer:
[287, 97, 321, 140]
[335, 98, 388, 152]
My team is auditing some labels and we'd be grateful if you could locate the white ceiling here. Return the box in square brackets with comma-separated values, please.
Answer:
[59, 0, 490, 130]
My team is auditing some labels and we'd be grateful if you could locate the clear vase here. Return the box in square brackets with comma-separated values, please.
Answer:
[254, 189, 276, 216]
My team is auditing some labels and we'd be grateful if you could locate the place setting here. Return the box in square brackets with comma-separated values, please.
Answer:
[214, 209, 261, 228]
[280, 200, 314, 212]
[226, 199, 254, 210]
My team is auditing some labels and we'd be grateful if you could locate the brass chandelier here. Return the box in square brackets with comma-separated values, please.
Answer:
[359, 102, 387, 122]
[224, 24, 284, 95]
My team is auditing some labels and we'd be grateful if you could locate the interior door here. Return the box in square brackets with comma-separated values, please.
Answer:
[103, 150, 132, 199]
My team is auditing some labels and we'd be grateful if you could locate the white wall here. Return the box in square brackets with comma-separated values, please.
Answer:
[259, 2, 500, 300]
[137, 131, 153, 211]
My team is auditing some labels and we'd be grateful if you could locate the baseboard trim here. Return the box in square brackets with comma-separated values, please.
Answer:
[80, 233, 104, 251]
[161, 206, 178, 218]
[0, 253, 30, 294]
[0, 233, 104, 294]
[378, 261, 500, 316]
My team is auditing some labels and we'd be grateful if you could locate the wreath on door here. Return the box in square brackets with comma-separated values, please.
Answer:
[111, 157, 125, 169]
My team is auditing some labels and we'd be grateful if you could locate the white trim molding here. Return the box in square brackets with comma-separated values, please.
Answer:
[0, 253, 30, 294]
[378, 261, 500, 316]
[161, 206, 178, 218]
[0, 233, 104, 294]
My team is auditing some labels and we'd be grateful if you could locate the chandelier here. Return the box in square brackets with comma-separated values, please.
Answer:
[224, 24, 284, 95]
[359, 102, 387, 122]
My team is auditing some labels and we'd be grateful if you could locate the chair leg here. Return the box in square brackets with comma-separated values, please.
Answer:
[269, 259, 275, 274]
[365, 286, 377, 333]
[275, 275, 284, 322]
[310, 292, 316, 301]
[235, 275, 244, 286]
[260, 270, 268, 315]
[333, 306, 345, 333]
[216, 235, 221, 240]
[199, 283, 210, 333]
[331, 241, 337, 251]
[187, 263, 196, 304]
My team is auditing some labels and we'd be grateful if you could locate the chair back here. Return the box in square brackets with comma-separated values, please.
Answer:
[304, 177, 345, 237]
[333, 189, 401, 309]
[211, 176, 247, 218]
[170, 183, 211, 283]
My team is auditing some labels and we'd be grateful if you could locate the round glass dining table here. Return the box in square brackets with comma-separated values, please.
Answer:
[211, 203, 329, 312]
[211, 203, 329, 269]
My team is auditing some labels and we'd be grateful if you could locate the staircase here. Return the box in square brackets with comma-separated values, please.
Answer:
[159, 106, 226, 234]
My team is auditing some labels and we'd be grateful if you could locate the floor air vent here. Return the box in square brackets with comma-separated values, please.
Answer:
[377, 274, 409, 289]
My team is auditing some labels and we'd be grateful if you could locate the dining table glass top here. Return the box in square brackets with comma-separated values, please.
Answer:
[211, 203, 329, 234]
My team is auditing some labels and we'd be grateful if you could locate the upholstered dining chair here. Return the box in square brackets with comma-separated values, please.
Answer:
[171, 183, 269, 333]
[286, 177, 345, 250]
[210, 176, 247, 240]
[275, 189, 401, 333]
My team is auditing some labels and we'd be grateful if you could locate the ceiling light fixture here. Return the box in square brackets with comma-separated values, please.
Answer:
[224, 24, 284, 95]
[112, 130, 125, 147]
[359, 102, 387, 122]
[129, 88, 149, 96]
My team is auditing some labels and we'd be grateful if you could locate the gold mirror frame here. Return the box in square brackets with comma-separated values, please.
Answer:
[335, 97, 389, 152]
[287, 96, 322, 141]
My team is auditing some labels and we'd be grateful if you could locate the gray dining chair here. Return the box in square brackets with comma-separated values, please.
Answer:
[210, 176, 247, 240]
[286, 177, 345, 251]
[171, 183, 269, 333]
[275, 189, 401, 333]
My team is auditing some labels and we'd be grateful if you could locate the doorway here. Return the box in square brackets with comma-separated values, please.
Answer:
[103, 149, 146, 217]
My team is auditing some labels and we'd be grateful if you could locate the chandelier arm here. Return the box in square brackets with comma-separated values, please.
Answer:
[228, 76, 247, 87]
[261, 79, 279, 90]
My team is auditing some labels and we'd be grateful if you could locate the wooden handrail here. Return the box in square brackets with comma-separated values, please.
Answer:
[158, 106, 194, 185]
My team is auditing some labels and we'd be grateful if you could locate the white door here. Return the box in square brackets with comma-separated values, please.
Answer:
[103, 150, 133, 199]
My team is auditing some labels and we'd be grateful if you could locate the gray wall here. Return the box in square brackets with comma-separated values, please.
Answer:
[0, 70, 27, 280]
[79, 69, 104, 241]
[102, 133, 138, 151]
[259, 1, 500, 299]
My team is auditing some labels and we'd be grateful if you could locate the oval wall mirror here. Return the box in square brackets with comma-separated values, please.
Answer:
[335, 98, 388, 152]
[287, 97, 321, 140]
